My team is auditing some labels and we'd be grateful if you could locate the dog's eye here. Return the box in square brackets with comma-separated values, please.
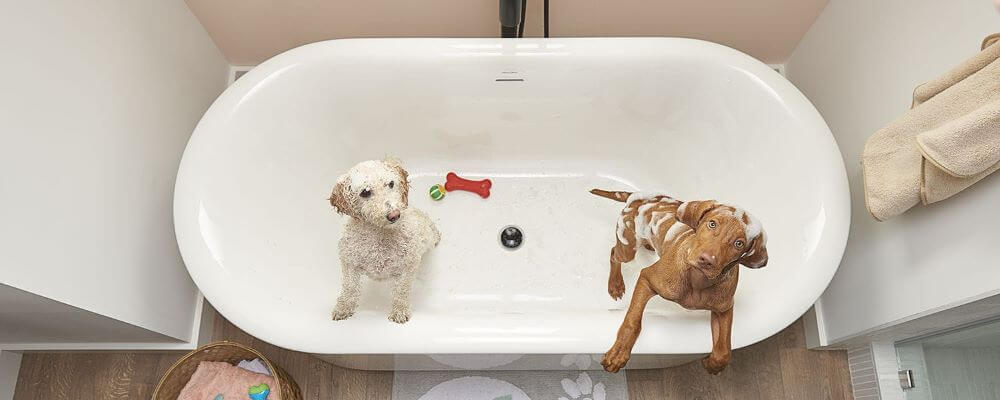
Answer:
[734, 239, 744, 248]
[360, 189, 372, 198]
[708, 220, 717, 229]
[388, 181, 394, 189]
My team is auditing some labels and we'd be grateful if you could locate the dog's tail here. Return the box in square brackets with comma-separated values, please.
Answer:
[590, 188, 632, 202]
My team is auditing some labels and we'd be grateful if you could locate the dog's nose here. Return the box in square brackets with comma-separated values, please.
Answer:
[387, 210, 401, 223]
[697, 253, 715, 268]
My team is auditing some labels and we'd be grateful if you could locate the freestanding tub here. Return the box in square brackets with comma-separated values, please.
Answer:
[175, 38, 850, 370]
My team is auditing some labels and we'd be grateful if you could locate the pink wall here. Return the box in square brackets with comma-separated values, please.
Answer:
[185, 0, 827, 65]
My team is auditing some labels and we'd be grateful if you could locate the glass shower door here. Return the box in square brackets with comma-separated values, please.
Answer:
[896, 318, 1000, 400]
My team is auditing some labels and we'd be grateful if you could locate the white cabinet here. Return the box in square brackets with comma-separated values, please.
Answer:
[0, 1, 228, 349]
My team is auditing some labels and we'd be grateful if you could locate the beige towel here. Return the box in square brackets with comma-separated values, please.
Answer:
[911, 34, 1000, 107]
[862, 34, 1000, 221]
[917, 100, 1000, 177]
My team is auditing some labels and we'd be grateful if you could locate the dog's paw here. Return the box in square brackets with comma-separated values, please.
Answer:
[608, 275, 626, 300]
[701, 354, 730, 375]
[331, 307, 355, 321]
[601, 345, 630, 373]
[388, 308, 411, 324]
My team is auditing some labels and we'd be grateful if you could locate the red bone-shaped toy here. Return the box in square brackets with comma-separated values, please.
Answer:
[445, 172, 492, 198]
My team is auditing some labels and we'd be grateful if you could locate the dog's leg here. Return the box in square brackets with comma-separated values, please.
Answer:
[701, 307, 734, 375]
[332, 265, 363, 320]
[608, 239, 637, 300]
[388, 268, 417, 324]
[608, 211, 638, 300]
[602, 270, 655, 373]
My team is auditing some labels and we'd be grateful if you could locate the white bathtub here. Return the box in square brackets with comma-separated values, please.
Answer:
[175, 38, 849, 370]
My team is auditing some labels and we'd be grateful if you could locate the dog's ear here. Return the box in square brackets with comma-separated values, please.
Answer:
[741, 230, 768, 269]
[677, 200, 719, 228]
[384, 157, 409, 206]
[329, 174, 354, 217]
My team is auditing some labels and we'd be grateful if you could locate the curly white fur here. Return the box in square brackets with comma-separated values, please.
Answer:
[328, 158, 440, 323]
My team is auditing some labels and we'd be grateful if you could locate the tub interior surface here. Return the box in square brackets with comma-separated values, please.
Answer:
[176, 38, 849, 355]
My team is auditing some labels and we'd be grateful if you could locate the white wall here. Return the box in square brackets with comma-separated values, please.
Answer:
[786, 0, 1000, 345]
[0, 2, 228, 342]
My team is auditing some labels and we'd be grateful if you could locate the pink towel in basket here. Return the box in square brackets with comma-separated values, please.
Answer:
[177, 361, 279, 400]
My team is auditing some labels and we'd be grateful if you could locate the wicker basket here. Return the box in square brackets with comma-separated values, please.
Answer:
[152, 341, 303, 400]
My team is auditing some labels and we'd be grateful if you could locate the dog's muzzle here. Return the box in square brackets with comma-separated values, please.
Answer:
[386, 210, 401, 223]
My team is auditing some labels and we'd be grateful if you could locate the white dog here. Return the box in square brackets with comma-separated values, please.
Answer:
[328, 158, 440, 323]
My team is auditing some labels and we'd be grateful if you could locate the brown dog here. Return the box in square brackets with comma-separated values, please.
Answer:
[590, 189, 768, 374]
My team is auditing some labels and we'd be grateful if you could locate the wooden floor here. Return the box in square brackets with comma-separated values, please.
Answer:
[13, 316, 852, 400]
[627, 318, 853, 399]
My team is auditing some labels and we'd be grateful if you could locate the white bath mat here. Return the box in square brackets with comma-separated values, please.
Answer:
[392, 370, 628, 400]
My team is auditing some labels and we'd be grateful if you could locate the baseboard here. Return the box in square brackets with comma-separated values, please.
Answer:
[768, 63, 786, 76]
[228, 65, 255, 86]
[196, 298, 217, 347]
[0, 350, 23, 400]
[802, 305, 824, 349]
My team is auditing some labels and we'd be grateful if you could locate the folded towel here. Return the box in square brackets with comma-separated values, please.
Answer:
[917, 100, 1000, 178]
[177, 361, 279, 400]
[862, 34, 1000, 221]
[911, 33, 1000, 107]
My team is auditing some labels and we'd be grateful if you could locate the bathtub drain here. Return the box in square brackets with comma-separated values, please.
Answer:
[499, 226, 524, 250]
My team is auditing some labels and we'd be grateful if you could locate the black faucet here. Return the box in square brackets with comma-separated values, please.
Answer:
[499, 0, 549, 38]
[499, 0, 524, 38]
